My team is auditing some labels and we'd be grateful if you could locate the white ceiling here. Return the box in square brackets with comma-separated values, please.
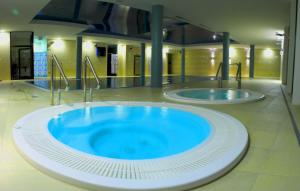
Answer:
[0, 0, 88, 39]
[0, 0, 49, 26]
[102, 0, 291, 46]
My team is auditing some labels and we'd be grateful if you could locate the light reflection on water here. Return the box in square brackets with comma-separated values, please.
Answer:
[177, 89, 251, 100]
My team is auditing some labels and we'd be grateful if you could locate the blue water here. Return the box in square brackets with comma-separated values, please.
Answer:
[48, 106, 211, 160]
[177, 89, 250, 100]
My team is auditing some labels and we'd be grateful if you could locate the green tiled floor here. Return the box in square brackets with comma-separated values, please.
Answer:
[0, 79, 299, 191]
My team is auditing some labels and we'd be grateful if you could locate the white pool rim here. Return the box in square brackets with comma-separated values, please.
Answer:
[164, 88, 265, 104]
[13, 101, 248, 191]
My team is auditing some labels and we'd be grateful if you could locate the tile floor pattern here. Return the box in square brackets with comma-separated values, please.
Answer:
[0, 79, 300, 191]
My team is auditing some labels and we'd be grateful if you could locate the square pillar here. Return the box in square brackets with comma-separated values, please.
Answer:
[249, 45, 255, 78]
[151, 5, 164, 87]
[222, 32, 230, 80]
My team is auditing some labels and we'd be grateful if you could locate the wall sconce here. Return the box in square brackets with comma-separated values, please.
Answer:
[146, 46, 152, 59]
[0, 31, 10, 45]
[210, 48, 216, 65]
[50, 39, 65, 51]
[246, 58, 250, 66]
[83, 41, 94, 53]
[229, 47, 236, 58]
[163, 47, 169, 54]
[263, 48, 273, 58]
[245, 48, 250, 66]
[211, 58, 215, 66]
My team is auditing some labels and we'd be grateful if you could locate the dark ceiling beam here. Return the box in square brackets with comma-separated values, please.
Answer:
[74, 0, 82, 19]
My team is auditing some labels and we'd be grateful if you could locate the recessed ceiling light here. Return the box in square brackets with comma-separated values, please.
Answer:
[11, 8, 20, 16]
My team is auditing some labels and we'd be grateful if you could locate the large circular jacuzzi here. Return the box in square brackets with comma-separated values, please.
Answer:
[164, 88, 265, 104]
[13, 101, 248, 191]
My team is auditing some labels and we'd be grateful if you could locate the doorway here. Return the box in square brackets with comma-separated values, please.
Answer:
[167, 53, 172, 75]
[134, 55, 141, 76]
[10, 32, 34, 80]
[107, 45, 118, 76]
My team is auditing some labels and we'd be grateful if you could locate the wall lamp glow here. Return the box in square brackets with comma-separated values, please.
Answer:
[117, 44, 126, 54]
[229, 47, 236, 58]
[210, 48, 216, 59]
[210, 48, 216, 65]
[163, 47, 169, 54]
[245, 48, 250, 58]
[51, 39, 65, 51]
[263, 48, 273, 58]
[211, 58, 215, 66]
[83, 41, 94, 53]
[0, 31, 10, 45]
[246, 58, 250, 66]
[146, 46, 152, 58]
[245, 48, 250, 66]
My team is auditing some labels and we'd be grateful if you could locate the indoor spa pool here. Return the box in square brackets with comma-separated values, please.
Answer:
[164, 88, 265, 104]
[13, 101, 248, 191]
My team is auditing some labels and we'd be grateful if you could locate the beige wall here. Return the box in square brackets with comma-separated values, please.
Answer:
[117, 44, 127, 76]
[117, 45, 169, 77]
[172, 48, 223, 77]
[171, 47, 280, 78]
[0, 32, 11, 80]
[126, 45, 140, 76]
[48, 39, 108, 78]
[82, 42, 107, 76]
[143, 45, 169, 76]
[47, 41, 281, 79]
[254, 48, 281, 78]
[47, 42, 171, 78]
[163, 49, 168, 76]
[48, 39, 76, 78]
[230, 48, 249, 78]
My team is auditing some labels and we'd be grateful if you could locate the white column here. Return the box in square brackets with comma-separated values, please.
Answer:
[281, 26, 289, 85]
[287, 0, 297, 93]
[292, 0, 300, 105]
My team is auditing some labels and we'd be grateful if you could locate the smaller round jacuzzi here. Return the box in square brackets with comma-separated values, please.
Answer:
[13, 102, 248, 191]
[164, 88, 265, 104]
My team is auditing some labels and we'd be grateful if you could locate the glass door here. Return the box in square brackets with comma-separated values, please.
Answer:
[10, 32, 34, 80]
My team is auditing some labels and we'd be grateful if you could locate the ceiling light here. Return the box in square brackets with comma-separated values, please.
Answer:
[11, 8, 20, 16]
[213, 34, 217, 40]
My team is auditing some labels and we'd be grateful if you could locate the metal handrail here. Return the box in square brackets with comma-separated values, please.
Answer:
[236, 62, 242, 89]
[230, 62, 242, 89]
[215, 62, 242, 89]
[83, 56, 101, 102]
[216, 62, 223, 88]
[50, 54, 70, 105]
[86, 56, 101, 89]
